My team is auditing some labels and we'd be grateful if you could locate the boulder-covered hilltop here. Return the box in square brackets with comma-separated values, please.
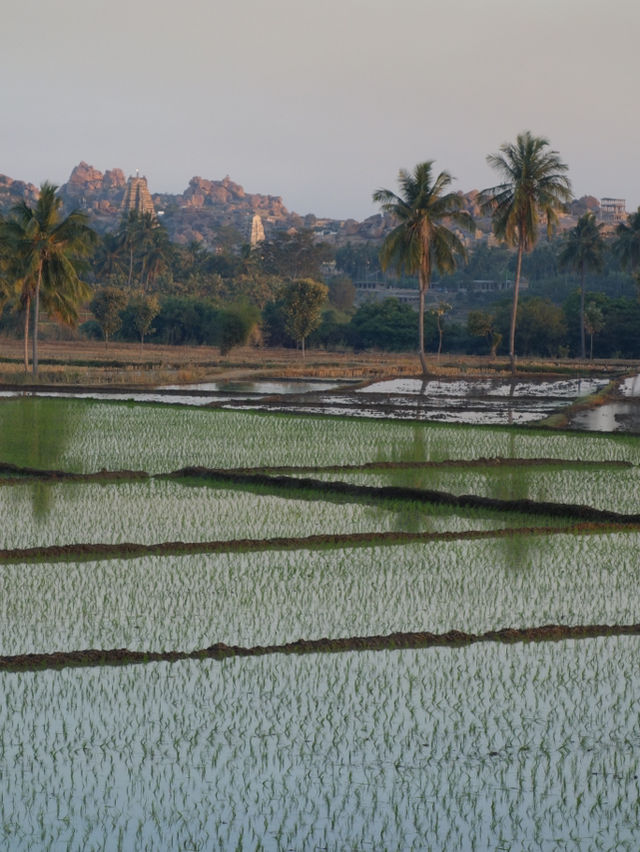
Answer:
[0, 162, 397, 246]
[0, 161, 599, 248]
[0, 162, 299, 244]
[0, 174, 40, 211]
[153, 174, 293, 245]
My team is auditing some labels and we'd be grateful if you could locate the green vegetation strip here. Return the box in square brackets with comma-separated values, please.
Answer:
[168, 467, 640, 525]
[3, 624, 640, 673]
[1, 523, 636, 565]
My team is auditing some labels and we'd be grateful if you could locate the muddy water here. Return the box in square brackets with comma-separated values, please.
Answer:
[222, 375, 612, 426]
[0, 375, 612, 426]
[0, 379, 345, 407]
[570, 400, 640, 433]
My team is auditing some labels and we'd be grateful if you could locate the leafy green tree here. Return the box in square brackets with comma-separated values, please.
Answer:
[613, 207, 640, 293]
[217, 303, 260, 354]
[373, 161, 472, 374]
[516, 298, 567, 356]
[481, 131, 571, 373]
[2, 182, 95, 374]
[558, 212, 605, 358]
[127, 291, 159, 346]
[347, 298, 419, 351]
[467, 310, 502, 357]
[89, 286, 128, 346]
[280, 278, 328, 357]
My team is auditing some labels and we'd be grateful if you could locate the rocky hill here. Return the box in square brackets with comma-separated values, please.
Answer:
[0, 162, 599, 248]
[0, 161, 404, 247]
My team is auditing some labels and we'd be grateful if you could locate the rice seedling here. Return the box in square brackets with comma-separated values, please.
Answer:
[2, 640, 639, 849]
[2, 397, 640, 474]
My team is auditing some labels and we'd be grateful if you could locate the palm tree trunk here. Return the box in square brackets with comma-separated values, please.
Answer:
[579, 264, 586, 359]
[23, 296, 30, 372]
[418, 286, 427, 375]
[32, 265, 42, 377]
[509, 240, 524, 375]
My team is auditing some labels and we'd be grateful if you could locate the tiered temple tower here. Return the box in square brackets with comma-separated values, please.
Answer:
[121, 171, 155, 217]
[249, 213, 265, 246]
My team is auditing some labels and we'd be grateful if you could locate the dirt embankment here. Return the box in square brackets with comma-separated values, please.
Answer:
[3, 623, 639, 673]
[0, 339, 632, 386]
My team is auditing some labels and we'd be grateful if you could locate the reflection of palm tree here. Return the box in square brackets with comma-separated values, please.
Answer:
[0, 398, 80, 518]
[373, 162, 473, 374]
[481, 132, 571, 374]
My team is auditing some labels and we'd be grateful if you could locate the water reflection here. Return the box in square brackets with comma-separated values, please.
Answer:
[570, 401, 640, 433]
[0, 398, 79, 517]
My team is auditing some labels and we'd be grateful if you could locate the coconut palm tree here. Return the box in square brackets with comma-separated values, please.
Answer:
[558, 212, 605, 358]
[584, 301, 604, 360]
[373, 162, 473, 374]
[0, 214, 15, 316]
[6, 182, 95, 374]
[613, 207, 640, 292]
[481, 131, 571, 373]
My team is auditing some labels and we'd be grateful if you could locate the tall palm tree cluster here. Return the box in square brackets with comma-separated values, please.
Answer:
[0, 182, 95, 374]
[375, 131, 640, 373]
[374, 131, 574, 374]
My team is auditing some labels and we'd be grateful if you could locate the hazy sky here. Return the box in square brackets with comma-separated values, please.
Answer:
[2, 0, 638, 220]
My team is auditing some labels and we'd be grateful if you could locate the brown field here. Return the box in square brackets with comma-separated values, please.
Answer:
[0, 337, 633, 387]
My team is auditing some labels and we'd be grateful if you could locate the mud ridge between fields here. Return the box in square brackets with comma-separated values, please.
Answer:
[169, 467, 640, 525]
[226, 458, 633, 474]
[0, 457, 630, 484]
[2, 458, 639, 526]
[3, 623, 640, 672]
[0, 462, 149, 483]
[0, 522, 636, 564]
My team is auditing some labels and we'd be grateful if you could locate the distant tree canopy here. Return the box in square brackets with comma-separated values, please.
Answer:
[280, 278, 329, 356]
[89, 286, 128, 344]
[258, 230, 333, 280]
[149, 296, 259, 353]
[347, 299, 419, 351]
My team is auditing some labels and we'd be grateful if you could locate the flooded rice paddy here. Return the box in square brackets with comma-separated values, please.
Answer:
[4, 371, 637, 431]
[1, 395, 640, 849]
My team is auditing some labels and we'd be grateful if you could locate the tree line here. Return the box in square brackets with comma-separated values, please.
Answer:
[2, 134, 640, 373]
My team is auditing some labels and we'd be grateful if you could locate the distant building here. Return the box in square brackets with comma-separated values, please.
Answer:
[355, 277, 526, 308]
[121, 172, 155, 218]
[599, 197, 626, 224]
